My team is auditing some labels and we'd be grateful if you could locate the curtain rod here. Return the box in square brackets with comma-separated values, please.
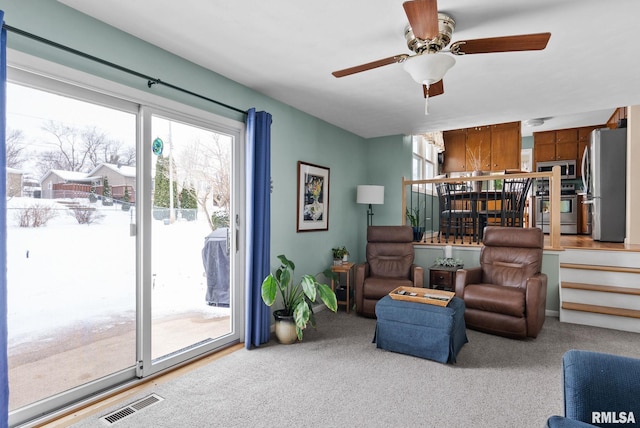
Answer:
[2, 23, 247, 116]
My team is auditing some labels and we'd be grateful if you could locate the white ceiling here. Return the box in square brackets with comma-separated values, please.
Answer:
[58, 0, 640, 138]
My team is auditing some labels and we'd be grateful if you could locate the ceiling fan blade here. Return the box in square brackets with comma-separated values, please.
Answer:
[452, 32, 551, 55]
[423, 80, 444, 98]
[332, 54, 409, 78]
[403, 0, 439, 40]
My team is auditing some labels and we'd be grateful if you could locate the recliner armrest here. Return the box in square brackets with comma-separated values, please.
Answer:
[354, 262, 370, 315]
[523, 273, 547, 337]
[410, 264, 424, 287]
[524, 273, 547, 308]
[454, 267, 482, 298]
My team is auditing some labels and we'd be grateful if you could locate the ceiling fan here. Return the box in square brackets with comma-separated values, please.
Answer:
[331, 0, 551, 112]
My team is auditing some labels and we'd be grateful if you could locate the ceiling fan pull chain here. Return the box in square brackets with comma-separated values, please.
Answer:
[424, 84, 430, 115]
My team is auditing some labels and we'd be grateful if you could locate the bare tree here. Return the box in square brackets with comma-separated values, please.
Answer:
[82, 126, 111, 169]
[40, 120, 90, 172]
[118, 145, 136, 166]
[36, 121, 135, 175]
[175, 134, 231, 231]
[6, 128, 27, 168]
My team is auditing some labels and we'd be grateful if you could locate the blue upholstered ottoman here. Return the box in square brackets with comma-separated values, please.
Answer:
[374, 295, 468, 364]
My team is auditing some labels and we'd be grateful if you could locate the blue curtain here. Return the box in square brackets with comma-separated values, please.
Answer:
[0, 11, 8, 427]
[244, 108, 272, 349]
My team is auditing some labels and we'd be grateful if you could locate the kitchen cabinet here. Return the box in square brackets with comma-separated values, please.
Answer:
[490, 122, 521, 171]
[533, 131, 556, 162]
[556, 129, 578, 162]
[607, 107, 627, 128]
[534, 129, 577, 162]
[466, 126, 491, 171]
[535, 125, 604, 176]
[443, 121, 521, 173]
[442, 129, 467, 172]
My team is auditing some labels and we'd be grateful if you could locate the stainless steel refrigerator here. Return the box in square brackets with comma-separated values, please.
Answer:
[581, 128, 627, 242]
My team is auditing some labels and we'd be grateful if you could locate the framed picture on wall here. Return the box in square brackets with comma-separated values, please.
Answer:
[296, 161, 330, 232]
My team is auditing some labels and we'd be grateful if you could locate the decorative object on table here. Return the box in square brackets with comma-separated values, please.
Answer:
[341, 246, 349, 262]
[406, 207, 425, 242]
[356, 185, 384, 227]
[261, 254, 337, 343]
[443, 244, 452, 259]
[434, 257, 463, 268]
[297, 161, 330, 232]
[390, 286, 454, 307]
[331, 246, 349, 265]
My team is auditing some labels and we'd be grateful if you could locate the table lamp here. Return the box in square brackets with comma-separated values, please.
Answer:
[356, 185, 385, 227]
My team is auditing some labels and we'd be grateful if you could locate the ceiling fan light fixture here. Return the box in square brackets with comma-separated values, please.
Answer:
[403, 53, 456, 85]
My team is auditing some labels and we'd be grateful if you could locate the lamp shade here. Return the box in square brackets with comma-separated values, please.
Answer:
[403, 53, 456, 85]
[357, 185, 384, 205]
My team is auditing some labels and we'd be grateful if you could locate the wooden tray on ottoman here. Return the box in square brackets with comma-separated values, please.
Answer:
[389, 286, 454, 307]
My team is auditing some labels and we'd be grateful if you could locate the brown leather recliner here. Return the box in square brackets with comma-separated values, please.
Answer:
[355, 226, 424, 318]
[455, 226, 547, 339]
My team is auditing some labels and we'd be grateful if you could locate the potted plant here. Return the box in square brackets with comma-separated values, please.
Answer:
[332, 246, 347, 265]
[261, 254, 338, 344]
[406, 207, 424, 242]
[339, 246, 349, 262]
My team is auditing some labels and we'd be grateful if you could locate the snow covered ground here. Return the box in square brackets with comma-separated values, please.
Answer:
[6, 197, 229, 347]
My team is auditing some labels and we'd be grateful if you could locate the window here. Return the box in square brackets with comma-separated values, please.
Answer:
[412, 133, 441, 192]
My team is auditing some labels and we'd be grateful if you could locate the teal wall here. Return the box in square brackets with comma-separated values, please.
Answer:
[361, 134, 412, 226]
[0, 1, 561, 311]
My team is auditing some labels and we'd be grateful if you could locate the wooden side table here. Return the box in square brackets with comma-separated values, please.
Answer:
[429, 265, 462, 292]
[330, 262, 354, 314]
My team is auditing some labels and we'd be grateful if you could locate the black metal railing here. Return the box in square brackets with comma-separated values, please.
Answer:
[403, 168, 563, 248]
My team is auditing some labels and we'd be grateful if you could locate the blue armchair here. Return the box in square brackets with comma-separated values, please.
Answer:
[547, 350, 640, 428]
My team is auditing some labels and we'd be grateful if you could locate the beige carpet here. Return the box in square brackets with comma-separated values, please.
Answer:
[68, 311, 640, 428]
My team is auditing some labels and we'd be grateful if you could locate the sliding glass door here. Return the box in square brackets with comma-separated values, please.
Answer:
[139, 110, 239, 375]
[6, 67, 244, 425]
[6, 81, 139, 411]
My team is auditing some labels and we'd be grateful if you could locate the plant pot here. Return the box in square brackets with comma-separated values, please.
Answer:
[412, 226, 424, 242]
[333, 258, 342, 266]
[335, 286, 345, 302]
[273, 309, 298, 344]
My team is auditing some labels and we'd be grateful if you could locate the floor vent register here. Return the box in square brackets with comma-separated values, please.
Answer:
[100, 393, 164, 425]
